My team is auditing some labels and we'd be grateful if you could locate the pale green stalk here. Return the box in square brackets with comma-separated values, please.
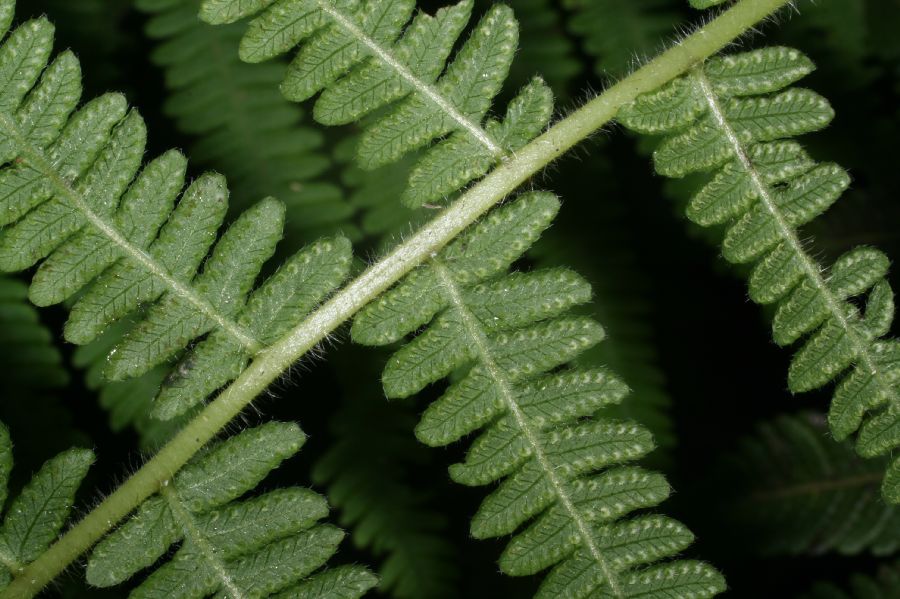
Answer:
[0, 1, 790, 596]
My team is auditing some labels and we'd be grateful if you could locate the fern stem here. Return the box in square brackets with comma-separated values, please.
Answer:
[0, 1, 791, 595]
[0, 113, 262, 354]
[432, 261, 625, 596]
[692, 67, 888, 388]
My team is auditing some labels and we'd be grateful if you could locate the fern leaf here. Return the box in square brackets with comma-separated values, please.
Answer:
[278, 565, 380, 599]
[312, 1, 469, 127]
[727, 412, 899, 556]
[200, 0, 555, 209]
[353, 192, 725, 597]
[0, 4, 355, 421]
[618, 45, 900, 503]
[402, 76, 553, 209]
[29, 148, 186, 308]
[156, 235, 352, 419]
[0, 421, 92, 589]
[138, 0, 353, 241]
[86, 421, 377, 597]
[106, 197, 285, 380]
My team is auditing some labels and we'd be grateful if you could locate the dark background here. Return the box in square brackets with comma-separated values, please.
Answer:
[6, 0, 900, 597]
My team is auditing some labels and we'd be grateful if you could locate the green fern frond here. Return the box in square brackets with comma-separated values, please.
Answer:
[86, 421, 377, 597]
[137, 0, 356, 241]
[728, 412, 899, 556]
[352, 192, 725, 598]
[618, 45, 900, 503]
[0, 3, 355, 420]
[153, 235, 352, 419]
[0, 421, 92, 590]
[562, 0, 681, 77]
[0, 0, 807, 593]
[314, 352, 458, 599]
[199, 0, 554, 210]
[801, 562, 900, 599]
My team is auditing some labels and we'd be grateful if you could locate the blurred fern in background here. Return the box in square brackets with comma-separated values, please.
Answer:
[1, 0, 898, 597]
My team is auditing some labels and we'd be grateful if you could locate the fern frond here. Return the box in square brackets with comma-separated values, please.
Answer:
[137, 0, 355, 241]
[86, 421, 377, 597]
[0, 0, 800, 593]
[199, 0, 554, 210]
[153, 235, 352, 419]
[801, 562, 900, 599]
[728, 412, 899, 556]
[0, 4, 355, 420]
[0, 421, 92, 589]
[314, 352, 458, 599]
[562, 0, 681, 77]
[353, 192, 725, 598]
[618, 45, 900, 503]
